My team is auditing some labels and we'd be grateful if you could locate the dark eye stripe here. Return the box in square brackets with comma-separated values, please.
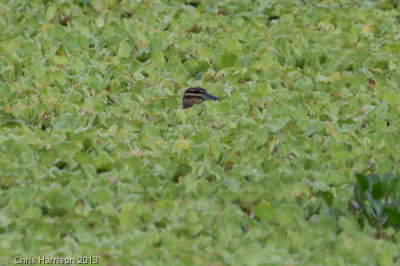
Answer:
[183, 95, 204, 99]
[185, 89, 205, 94]
[184, 92, 205, 97]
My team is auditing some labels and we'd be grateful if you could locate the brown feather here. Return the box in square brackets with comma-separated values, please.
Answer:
[183, 97, 203, 108]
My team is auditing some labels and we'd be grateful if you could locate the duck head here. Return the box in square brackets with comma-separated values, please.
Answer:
[182, 87, 220, 108]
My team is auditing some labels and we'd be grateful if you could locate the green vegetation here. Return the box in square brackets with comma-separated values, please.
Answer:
[1, 0, 400, 264]
[351, 172, 400, 232]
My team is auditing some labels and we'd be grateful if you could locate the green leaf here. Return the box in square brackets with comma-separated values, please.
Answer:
[383, 172, 397, 183]
[44, 185, 76, 214]
[217, 52, 238, 68]
[338, 217, 359, 235]
[118, 41, 132, 58]
[150, 34, 166, 52]
[173, 139, 190, 151]
[89, 187, 114, 205]
[317, 191, 334, 207]
[254, 202, 277, 223]
[371, 182, 386, 200]
[54, 55, 68, 65]
[295, 76, 314, 91]
[45, 5, 58, 21]
[142, 124, 161, 138]
[120, 202, 135, 231]
[152, 50, 165, 68]
[91, 0, 105, 12]
[367, 173, 381, 187]
[383, 207, 400, 226]
[355, 173, 369, 194]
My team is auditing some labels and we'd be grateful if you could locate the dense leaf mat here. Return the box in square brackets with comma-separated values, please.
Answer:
[1, 0, 400, 264]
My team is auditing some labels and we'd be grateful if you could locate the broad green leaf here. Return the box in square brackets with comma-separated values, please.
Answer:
[91, 0, 105, 12]
[355, 173, 369, 194]
[90, 187, 114, 205]
[142, 124, 161, 138]
[371, 182, 386, 200]
[173, 139, 190, 151]
[217, 52, 238, 69]
[45, 5, 58, 21]
[120, 202, 135, 231]
[119, 41, 132, 58]
[254, 202, 277, 223]
[152, 50, 165, 68]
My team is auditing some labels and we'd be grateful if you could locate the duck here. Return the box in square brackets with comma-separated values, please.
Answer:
[182, 87, 220, 108]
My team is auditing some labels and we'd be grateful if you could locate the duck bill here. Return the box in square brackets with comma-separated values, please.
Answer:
[204, 92, 220, 101]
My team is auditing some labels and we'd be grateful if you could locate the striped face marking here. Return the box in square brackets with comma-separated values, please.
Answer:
[184, 88, 206, 98]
